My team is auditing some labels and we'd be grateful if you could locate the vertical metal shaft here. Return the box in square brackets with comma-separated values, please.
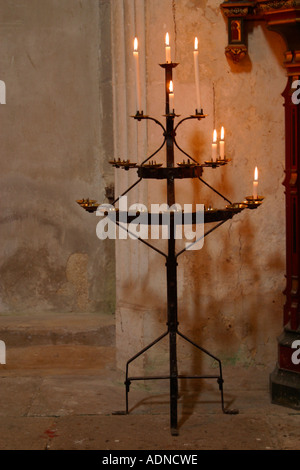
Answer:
[167, 226, 179, 435]
[164, 63, 179, 435]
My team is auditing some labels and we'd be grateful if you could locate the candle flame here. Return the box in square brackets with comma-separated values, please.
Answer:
[213, 129, 217, 143]
[254, 166, 258, 181]
[134, 37, 138, 52]
[169, 80, 174, 93]
[221, 126, 224, 141]
[194, 37, 198, 51]
[165, 32, 170, 46]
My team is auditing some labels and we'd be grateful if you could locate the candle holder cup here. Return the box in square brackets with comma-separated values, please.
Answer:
[245, 195, 264, 209]
[134, 110, 144, 120]
[194, 109, 206, 118]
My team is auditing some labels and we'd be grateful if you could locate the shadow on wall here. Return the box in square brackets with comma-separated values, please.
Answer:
[180, 214, 284, 376]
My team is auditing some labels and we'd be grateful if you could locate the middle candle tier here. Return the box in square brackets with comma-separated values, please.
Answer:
[137, 165, 203, 179]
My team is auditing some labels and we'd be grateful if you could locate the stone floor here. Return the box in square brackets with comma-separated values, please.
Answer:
[0, 313, 299, 451]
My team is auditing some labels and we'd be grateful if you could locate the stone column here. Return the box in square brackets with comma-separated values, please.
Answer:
[111, 0, 153, 375]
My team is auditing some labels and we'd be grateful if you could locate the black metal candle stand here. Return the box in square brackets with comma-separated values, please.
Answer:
[77, 61, 263, 436]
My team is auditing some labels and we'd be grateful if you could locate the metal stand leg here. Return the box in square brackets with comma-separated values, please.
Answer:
[125, 330, 169, 414]
[177, 330, 239, 415]
[124, 326, 239, 435]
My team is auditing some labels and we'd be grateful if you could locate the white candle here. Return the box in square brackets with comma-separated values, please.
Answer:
[133, 37, 142, 112]
[253, 166, 258, 199]
[220, 126, 225, 159]
[212, 129, 217, 161]
[165, 33, 171, 63]
[169, 80, 174, 113]
[193, 37, 201, 113]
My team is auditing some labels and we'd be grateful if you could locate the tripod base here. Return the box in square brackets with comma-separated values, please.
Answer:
[124, 328, 239, 435]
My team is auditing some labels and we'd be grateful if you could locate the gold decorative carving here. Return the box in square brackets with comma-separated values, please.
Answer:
[222, 7, 250, 16]
[225, 45, 248, 62]
[255, 0, 297, 12]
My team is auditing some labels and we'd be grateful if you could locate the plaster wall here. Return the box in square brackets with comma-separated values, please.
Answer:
[112, 0, 287, 376]
[0, 0, 115, 314]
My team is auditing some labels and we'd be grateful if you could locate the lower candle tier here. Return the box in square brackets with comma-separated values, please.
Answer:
[112, 209, 241, 224]
[78, 205, 253, 223]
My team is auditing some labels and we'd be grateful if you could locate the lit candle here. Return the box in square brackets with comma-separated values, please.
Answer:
[220, 126, 225, 159]
[193, 37, 201, 113]
[165, 33, 171, 63]
[169, 80, 174, 113]
[212, 129, 217, 161]
[133, 37, 142, 112]
[253, 166, 258, 199]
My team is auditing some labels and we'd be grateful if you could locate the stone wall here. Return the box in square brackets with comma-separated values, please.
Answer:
[0, 0, 115, 314]
[112, 0, 287, 375]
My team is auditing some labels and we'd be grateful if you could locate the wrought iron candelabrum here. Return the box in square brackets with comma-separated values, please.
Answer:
[77, 60, 263, 436]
